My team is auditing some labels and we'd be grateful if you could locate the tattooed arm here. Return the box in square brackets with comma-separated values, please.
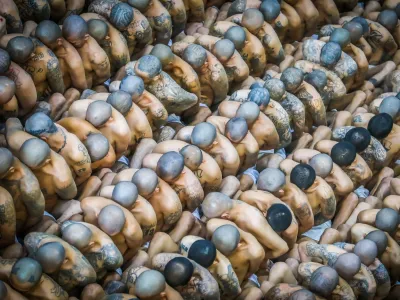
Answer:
[47, 57, 65, 94]
[91, 52, 111, 86]
[0, 187, 16, 248]
[72, 143, 92, 186]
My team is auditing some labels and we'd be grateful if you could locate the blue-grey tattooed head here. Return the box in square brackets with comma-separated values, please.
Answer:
[329, 28, 351, 48]
[259, 0, 281, 22]
[87, 19, 109, 43]
[0, 147, 14, 178]
[10, 257, 42, 291]
[127, 0, 150, 12]
[182, 44, 207, 69]
[110, 3, 134, 30]
[36, 242, 66, 274]
[25, 112, 58, 137]
[342, 21, 363, 43]
[120, 75, 145, 100]
[156, 151, 185, 181]
[377, 10, 398, 32]
[213, 39, 235, 63]
[242, 8, 264, 32]
[62, 222, 92, 249]
[36, 20, 62, 49]
[6, 36, 34, 64]
[264, 78, 286, 101]
[304, 70, 327, 93]
[281, 67, 304, 93]
[135, 270, 166, 298]
[136, 55, 162, 78]
[150, 43, 174, 67]
[224, 26, 246, 50]
[320, 42, 342, 69]
[0, 76, 16, 104]
[191, 122, 217, 149]
[62, 15, 89, 48]
[351, 17, 370, 35]
[248, 87, 270, 109]
[107, 90, 133, 116]
[0, 49, 10, 73]
[20, 138, 51, 169]
[225, 117, 248, 143]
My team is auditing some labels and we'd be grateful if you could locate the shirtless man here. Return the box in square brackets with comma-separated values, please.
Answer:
[34, 20, 87, 91]
[0, 148, 45, 233]
[62, 15, 110, 88]
[0, 186, 16, 248]
[0, 76, 19, 118]
[67, 99, 131, 158]
[25, 112, 92, 185]
[201, 192, 289, 258]
[4, 35, 64, 100]
[0, 0, 23, 33]
[0, 49, 37, 116]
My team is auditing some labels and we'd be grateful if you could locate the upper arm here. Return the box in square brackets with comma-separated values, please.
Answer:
[47, 57, 65, 93]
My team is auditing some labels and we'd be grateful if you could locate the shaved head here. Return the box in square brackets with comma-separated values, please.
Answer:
[213, 39, 235, 63]
[201, 192, 233, 218]
[236, 101, 260, 126]
[109, 3, 134, 30]
[259, 0, 281, 21]
[289, 290, 316, 300]
[120, 75, 144, 100]
[112, 181, 138, 208]
[304, 70, 327, 93]
[0, 148, 14, 178]
[281, 67, 304, 93]
[156, 152, 185, 181]
[182, 44, 207, 69]
[376, 208, 398, 233]
[136, 55, 162, 79]
[188, 240, 217, 268]
[131, 168, 159, 197]
[352, 17, 369, 35]
[0, 76, 16, 104]
[331, 141, 356, 166]
[62, 15, 88, 48]
[20, 139, 50, 169]
[264, 79, 286, 101]
[128, 0, 150, 12]
[25, 112, 57, 137]
[368, 113, 393, 140]
[212, 225, 240, 256]
[87, 19, 109, 43]
[342, 22, 363, 43]
[290, 164, 316, 190]
[224, 26, 246, 50]
[379, 96, 400, 119]
[62, 222, 92, 249]
[150, 44, 174, 67]
[225, 117, 248, 143]
[321, 42, 342, 68]
[6, 36, 34, 64]
[191, 122, 217, 149]
[180, 145, 203, 171]
[330, 28, 351, 48]
[35, 20, 62, 48]
[377, 10, 398, 32]
[354, 239, 378, 266]
[135, 270, 166, 298]
[36, 242, 65, 274]
[164, 257, 194, 287]
[107, 91, 132, 116]
[365, 230, 388, 256]
[98, 205, 126, 236]
[86, 101, 112, 127]
[344, 127, 371, 152]
[309, 153, 333, 178]
[257, 168, 286, 192]
[334, 253, 361, 280]
[10, 258, 42, 291]
[309, 266, 339, 298]
[248, 87, 270, 109]
[84, 133, 109, 162]
[267, 203, 292, 232]
[0, 49, 11, 73]
[242, 9, 264, 32]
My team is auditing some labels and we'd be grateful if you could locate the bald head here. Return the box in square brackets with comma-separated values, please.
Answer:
[109, 3, 134, 30]
[225, 117, 248, 143]
[334, 253, 361, 280]
[135, 270, 166, 298]
[182, 44, 207, 69]
[136, 55, 162, 79]
[364, 230, 388, 256]
[188, 240, 217, 268]
[120, 75, 144, 100]
[212, 225, 240, 256]
[342, 22, 363, 43]
[320, 42, 342, 68]
[180, 145, 203, 171]
[264, 78, 286, 101]
[107, 91, 132, 116]
[0, 49, 10, 73]
[62, 15, 88, 48]
[35, 20, 62, 48]
[156, 152, 185, 181]
[0, 76, 16, 104]
[84, 133, 109, 162]
[304, 70, 327, 93]
[164, 257, 194, 287]
[213, 39, 235, 63]
[309, 153, 333, 178]
[25, 112, 57, 137]
[150, 44, 174, 67]
[267, 203, 292, 232]
[331, 141, 356, 166]
[289, 290, 316, 300]
[0, 148, 13, 178]
[236, 101, 260, 126]
[20, 139, 50, 169]
[87, 19, 109, 43]
[248, 87, 270, 109]
[98, 205, 126, 236]
[290, 164, 316, 190]
[344, 127, 371, 152]
[131, 168, 159, 197]
[112, 181, 138, 208]
[242, 9, 264, 32]
[257, 168, 286, 192]
[379, 96, 400, 119]
[281, 67, 304, 93]
[10, 258, 42, 291]
[127, 0, 150, 12]
[86, 101, 112, 127]
[376, 208, 398, 233]
[201, 192, 233, 218]
[352, 17, 369, 35]
[259, 0, 281, 21]
[191, 122, 217, 149]
[330, 28, 351, 48]
[62, 222, 92, 249]
[368, 113, 393, 139]
[354, 239, 378, 266]
[377, 10, 398, 32]
[6, 36, 34, 64]
[36, 242, 65, 274]
[224, 26, 246, 50]
[309, 266, 339, 298]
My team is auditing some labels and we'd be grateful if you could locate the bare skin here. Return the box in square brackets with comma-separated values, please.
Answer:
[0, 0, 23, 33]
[168, 211, 206, 243]
[0, 187, 16, 248]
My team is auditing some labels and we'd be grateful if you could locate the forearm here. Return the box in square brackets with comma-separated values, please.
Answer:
[47, 63, 65, 94]
[69, 65, 88, 90]
[56, 181, 77, 200]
